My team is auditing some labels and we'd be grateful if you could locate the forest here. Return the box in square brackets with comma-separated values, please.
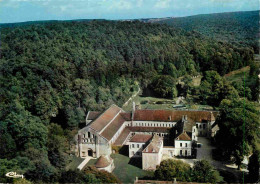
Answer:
[0, 19, 258, 183]
[155, 10, 259, 53]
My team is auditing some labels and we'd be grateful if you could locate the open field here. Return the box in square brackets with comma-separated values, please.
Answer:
[111, 154, 153, 183]
[224, 66, 250, 83]
[122, 95, 213, 112]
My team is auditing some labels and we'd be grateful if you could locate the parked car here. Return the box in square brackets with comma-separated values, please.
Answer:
[197, 143, 203, 148]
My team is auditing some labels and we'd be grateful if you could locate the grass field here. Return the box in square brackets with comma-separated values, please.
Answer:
[111, 154, 153, 183]
[122, 94, 213, 112]
[66, 155, 84, 170]
[86, 159, 97, 166]
[224, 66, 250, 83]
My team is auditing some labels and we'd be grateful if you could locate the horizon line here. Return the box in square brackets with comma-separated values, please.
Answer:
[1, 9, 259, 25]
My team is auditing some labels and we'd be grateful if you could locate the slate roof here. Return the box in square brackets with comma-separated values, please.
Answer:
[89, 104, 122, 132]
[129, 134, 153, 143]
[142, 135, 163, 153]
[183, 118, 196, 132]
[95, 155, 112, 168]
[134, 109, 218, 122]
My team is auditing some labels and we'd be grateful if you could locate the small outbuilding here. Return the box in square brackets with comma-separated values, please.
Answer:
[95, 155, 115, 173]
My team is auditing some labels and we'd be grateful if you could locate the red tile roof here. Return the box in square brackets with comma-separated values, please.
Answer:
[113, 127, 131, 146]
[95, 155, 112, 168]
[176, 132, 191, 141]
[87, 111, 101, 120]
[142, 135, 163, 153]
[90, 105, 122, 132]
[101, 114, 126, 141]
[134, 109, 218, 122]
[129, 134, 152, 143]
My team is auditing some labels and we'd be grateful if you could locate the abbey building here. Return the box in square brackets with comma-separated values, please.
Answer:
[75, 104, 218, 170]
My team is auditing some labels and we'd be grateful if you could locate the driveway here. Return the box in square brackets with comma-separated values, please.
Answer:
[197, 137, 214, 161]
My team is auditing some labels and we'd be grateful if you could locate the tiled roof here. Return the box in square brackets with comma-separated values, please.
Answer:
[90, 104, 122, 132]
[129, 134, 152, 143]
[95, 155, 112, 168]
[176, 132, 191, 141]
[134, 110, 218, 122]
[86, 111, 101, 120]
[128, 127, 170, 133]
[120, 112, 131, 121]
[113, 127, 131, 146]
[101, 113, 126, 141]
[183, 118, 196, 132]
[142, 135, 163, 153]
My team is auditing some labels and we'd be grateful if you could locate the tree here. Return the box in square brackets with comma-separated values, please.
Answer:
[200, 71, 239, 106]
[248, 151, 260, 182]
[192, 160, 221, 183]
[84, 166, 120, 183]
[215, 98, 260, 169]
[47, 124, 68, 169]
[60, 169, 101, 183]
[151, 75, 177, 99]
[0, 123, 17, 159]
[154, 159, 192, 182]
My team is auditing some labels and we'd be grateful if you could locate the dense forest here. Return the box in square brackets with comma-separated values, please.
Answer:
[153, 11, 259, 53]
[0, 19, 257, 182]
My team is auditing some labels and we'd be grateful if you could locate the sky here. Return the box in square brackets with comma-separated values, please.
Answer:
[0, 0, 259, 23]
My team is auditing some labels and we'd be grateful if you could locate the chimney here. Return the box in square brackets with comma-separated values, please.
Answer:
[131, 102, 135, 126]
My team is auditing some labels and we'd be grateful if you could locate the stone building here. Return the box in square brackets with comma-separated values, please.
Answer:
[75, 104, 218, 170]
[95, 155, 115, 173]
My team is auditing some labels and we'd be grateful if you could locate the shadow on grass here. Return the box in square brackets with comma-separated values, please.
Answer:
[128, 157, 142, 169]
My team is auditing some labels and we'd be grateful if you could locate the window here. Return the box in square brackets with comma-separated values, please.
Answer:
[132, 144, 135, 148]
[180, 150, 182, 155]
[196, 124, 198, 128]
[180, 143, 182, 147]
[200, 125, 202, 128]
[137, 144, 140, 148]
[88, 132, 91, 138]
[185, 143, 187, 147]
[194, 128, 195, 132]
[203, 124, 206, 129]
[185, 150, 188, 156]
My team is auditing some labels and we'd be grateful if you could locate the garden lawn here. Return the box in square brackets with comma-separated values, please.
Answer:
[66, 155, 84, 170]
[111, 154, 153, 183]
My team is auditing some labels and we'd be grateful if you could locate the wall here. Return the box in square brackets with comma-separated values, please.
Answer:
[128, 142, 146, 157]
[196, 122, 208, 137]
[162, 147, 175, 157]
[174, 140, 192, 156]
[78, 128, 111, 158]
[132, 121, 176, 128]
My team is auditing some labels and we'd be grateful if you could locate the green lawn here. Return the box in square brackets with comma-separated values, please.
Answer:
[86, 159, 97, 166]
[111, 154, 153, 183]
[66, 155, 84, 170]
